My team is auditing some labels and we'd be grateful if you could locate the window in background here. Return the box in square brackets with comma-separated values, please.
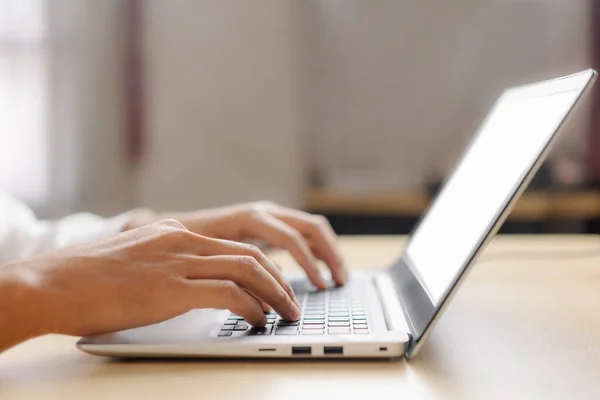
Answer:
[0, 0, 48, 208]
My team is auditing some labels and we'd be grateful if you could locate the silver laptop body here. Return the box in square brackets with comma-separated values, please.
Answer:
[78, 69, 596, 360]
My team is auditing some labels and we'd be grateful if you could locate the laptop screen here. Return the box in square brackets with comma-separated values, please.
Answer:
[404, 87, 581, 306]
[388, 70, 596, 355]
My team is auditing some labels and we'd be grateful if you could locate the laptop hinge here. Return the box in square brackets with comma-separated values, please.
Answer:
[373, 274, 412, 337]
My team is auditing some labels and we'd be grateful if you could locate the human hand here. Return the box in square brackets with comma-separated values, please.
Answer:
[1, 220, 301, 344]
[128, 202, 347, 289]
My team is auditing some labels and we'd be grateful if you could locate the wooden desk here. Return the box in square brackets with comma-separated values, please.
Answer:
[2, 235, 600, 399]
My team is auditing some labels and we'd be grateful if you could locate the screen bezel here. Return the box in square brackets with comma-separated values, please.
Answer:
[384, 69, 597, 359]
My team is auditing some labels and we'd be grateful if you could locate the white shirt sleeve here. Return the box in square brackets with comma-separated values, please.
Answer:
[0, 193, 138, 264]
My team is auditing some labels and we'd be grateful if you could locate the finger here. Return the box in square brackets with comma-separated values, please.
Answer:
[230, 242, 302, 310]
[155, 218, 188, 231]
[252, 293, 272, 314]
[243, 289, 271, 313]
[187, 280, 266, 326]
[245, 288, 272, 313]
[184, 236, 301, 309]
[184, 255, 300, 321]
[245, 213, 328, 290]
[270, 210, 348, 285]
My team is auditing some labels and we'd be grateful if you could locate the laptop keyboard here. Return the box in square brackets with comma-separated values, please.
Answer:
[217, 283, 370, 337]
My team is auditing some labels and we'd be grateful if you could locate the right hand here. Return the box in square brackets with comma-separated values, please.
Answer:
[11, 219, 301, 338]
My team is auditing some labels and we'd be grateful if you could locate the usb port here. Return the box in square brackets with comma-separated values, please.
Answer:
[292, 346, 312, 356]
[324, 346, 344, 355]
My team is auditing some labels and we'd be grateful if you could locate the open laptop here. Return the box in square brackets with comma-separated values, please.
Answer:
[78, 69, 597, 360]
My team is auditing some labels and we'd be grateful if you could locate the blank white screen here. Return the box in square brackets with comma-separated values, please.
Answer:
[405, 89, 579, 305]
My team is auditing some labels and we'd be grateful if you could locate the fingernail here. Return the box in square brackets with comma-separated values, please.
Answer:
[319, 277, 329, 290]
[292, 303, 302, 320]
[293, 296, 302, 309]
[288, 286, 301, 309]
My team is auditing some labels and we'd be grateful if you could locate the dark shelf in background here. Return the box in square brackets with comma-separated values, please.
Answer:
[322, 214, 587, 235]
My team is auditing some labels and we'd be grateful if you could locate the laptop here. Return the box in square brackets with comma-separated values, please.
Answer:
[77, 69, 597, 360]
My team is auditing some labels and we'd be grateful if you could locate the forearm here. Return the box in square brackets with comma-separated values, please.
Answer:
[0, 262, 49, 353]
[0, 192, 148, 264]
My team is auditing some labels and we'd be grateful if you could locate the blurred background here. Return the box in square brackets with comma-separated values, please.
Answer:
[1, 0, 600, 235]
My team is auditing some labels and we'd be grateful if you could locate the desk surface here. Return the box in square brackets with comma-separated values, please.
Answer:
[2, 235, 600, 399]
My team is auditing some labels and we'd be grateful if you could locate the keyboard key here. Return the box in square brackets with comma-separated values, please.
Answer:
[328, 328, 351, 335]
[220, 325, 235, 331]
[328, 322, 350, 327]
[354, 330, 369, 335]
[329, 309, 349, 313]
[229, 315, 245, 320]
[328, 317, 350, 322]
[236, 322, 249, 330]
[218, 331, 233, 337]
[247, 326, 273, 336]
[277, 320, 300, 326]
[301, 324, 325, 329]
[329, 313, 349, 318]
[353, 321, 368, 326]
[223, 320, 237, 325]
[303, 319, 325, 325]
[275, 327, 298, 335]
[301, 330, 324, 335]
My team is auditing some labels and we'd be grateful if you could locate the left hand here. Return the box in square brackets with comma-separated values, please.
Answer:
[126, 202, 347, 289]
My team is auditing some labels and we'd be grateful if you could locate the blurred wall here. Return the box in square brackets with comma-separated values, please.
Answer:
[47, 0, 134, 217]
[139, 0, 304, 212]
[136, 0, 591, 212]
[298, 0, 592, 192]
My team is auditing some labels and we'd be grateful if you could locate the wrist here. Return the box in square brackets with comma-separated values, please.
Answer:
[0, 262, 50, 352]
